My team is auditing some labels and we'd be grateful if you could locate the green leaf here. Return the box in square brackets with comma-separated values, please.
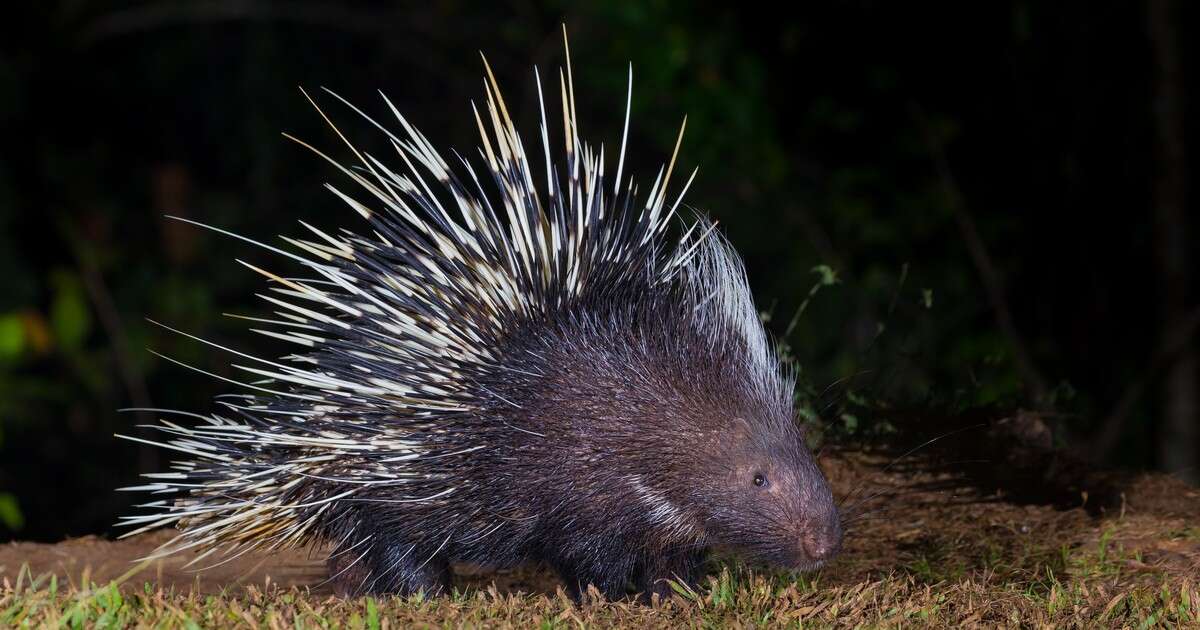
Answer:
[0, 493, 23, 531]
[0, 313, 23, 360]
[667, 578, 699, 601]
[810, 264, 840, 286]
[50, 272, 91, 351]
[365, 598, 380, 630]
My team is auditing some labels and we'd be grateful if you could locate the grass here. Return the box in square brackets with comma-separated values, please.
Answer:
[1, 555, 1195, 628]
[3, 453, 1196, 627]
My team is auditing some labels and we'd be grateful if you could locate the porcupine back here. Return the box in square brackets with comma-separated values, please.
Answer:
[117, 36, 803, 596]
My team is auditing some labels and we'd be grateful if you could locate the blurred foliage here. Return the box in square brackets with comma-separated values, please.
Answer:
[0, 1, 1195, 541]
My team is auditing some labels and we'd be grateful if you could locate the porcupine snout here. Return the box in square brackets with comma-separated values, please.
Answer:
[796, 467, 842, 567]
[799, 508, 842, 564]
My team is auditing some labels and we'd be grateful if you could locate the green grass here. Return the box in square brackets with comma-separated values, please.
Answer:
[2, 561, 1196, 629]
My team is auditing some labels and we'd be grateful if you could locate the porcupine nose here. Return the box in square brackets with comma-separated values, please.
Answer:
[801, 511, 843, 562]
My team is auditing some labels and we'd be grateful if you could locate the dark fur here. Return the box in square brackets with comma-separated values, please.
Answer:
[311, 282, 842, 599]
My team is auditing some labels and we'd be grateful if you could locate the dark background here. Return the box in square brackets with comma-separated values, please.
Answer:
[0, 1, 1196, 542]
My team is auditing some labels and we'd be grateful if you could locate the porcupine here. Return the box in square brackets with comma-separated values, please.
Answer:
[117, 33, 842, 600]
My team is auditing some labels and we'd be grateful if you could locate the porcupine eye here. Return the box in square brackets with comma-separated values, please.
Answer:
[752, 473, 767, 488]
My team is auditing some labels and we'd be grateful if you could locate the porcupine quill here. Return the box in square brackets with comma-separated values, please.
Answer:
[117, 28, 841, 600]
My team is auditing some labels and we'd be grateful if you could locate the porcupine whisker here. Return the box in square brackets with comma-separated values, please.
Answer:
[840, 456, 995, 521]
[815, 369, 874, 405]
[840, 516, 884, 533]
[840, 506, 888, 527]
[815, 371, 878, 416]
[837, 424, 987, 513]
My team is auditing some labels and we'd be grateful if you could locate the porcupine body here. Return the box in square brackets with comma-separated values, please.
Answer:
[119, 35, 842, 600]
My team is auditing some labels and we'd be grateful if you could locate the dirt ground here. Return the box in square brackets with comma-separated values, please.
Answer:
[2, 451, 1197, 597]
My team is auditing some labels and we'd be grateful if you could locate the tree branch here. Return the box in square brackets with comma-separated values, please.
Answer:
[1090, 304, 1200, 460]
[911, 103, 1050, 406]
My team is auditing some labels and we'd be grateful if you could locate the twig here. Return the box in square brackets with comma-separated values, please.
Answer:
[911, 103, 1050, 406]
[64, 222, 159, 472]
[1090, 307, 1200, 461]
[1147, 0, 1196, 481]
[791, 201, 843, 270]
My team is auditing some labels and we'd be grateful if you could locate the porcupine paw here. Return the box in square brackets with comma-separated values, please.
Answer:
[549, 556, 639, 602]
[634, 549, 705, 602]
[326, 545, 451, 597]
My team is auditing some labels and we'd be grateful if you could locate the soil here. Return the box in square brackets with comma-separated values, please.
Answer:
[2, 451, 1197, 596]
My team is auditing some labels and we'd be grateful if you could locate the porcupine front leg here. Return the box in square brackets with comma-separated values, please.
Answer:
[633, 547, 706, 601]
[546, 552, 640, 602]
[327, 542, 451, 597]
